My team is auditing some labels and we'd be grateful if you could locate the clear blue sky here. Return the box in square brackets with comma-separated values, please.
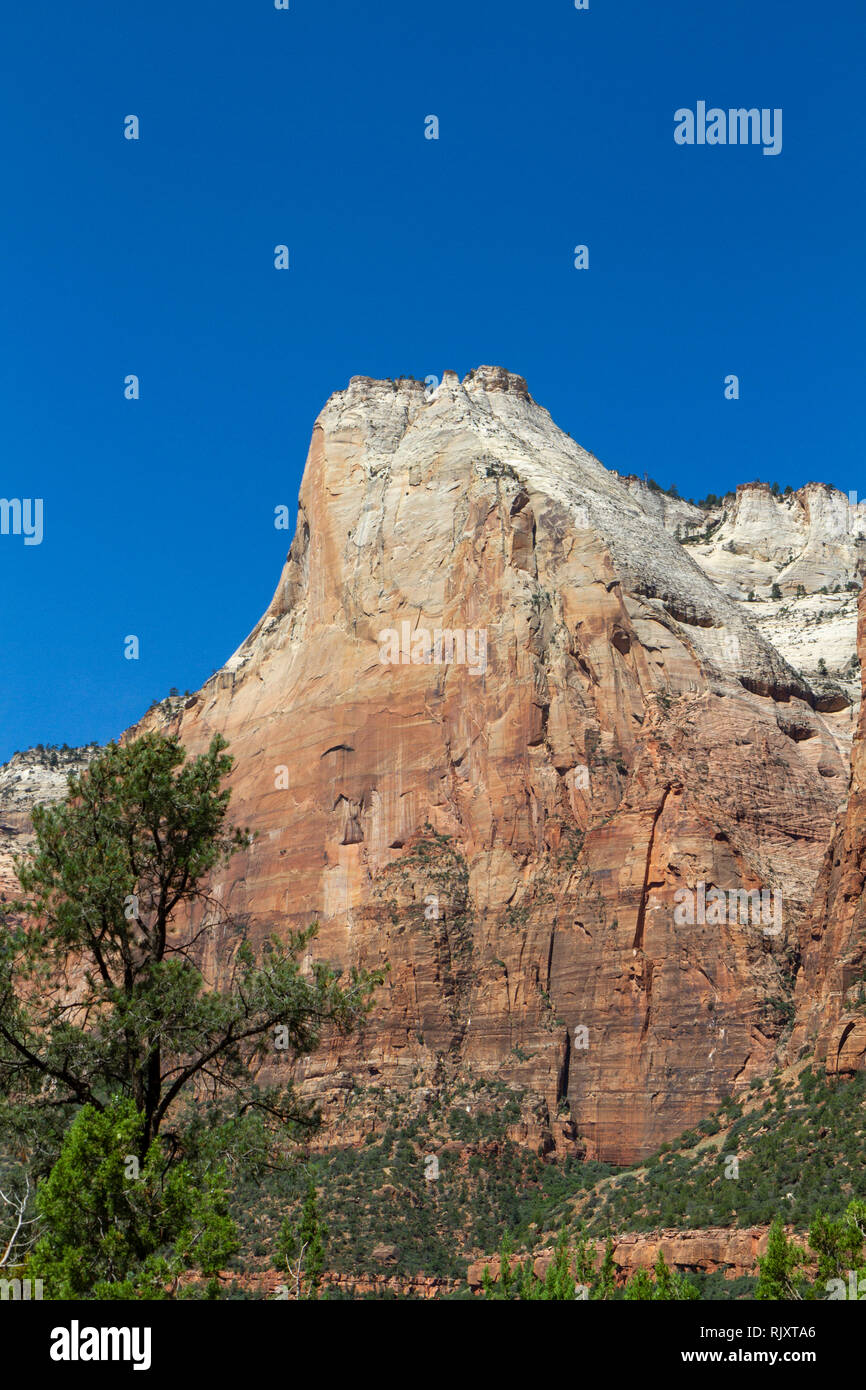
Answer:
[1, 0, 863, 761]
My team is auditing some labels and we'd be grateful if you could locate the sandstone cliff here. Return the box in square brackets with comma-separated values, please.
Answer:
[618, 475, 864, 710]
[790, 582, 866, 1076]
[690, 481, 866, 600]
[105, 365, 853, 1164]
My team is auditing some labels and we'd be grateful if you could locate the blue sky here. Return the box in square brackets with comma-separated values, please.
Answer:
[0, 0, 863, 760]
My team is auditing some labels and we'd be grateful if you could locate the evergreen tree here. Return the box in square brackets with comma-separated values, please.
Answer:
[809, 1199, 866, 1297]
[594, 1236, 617, 1300]
[572, 1224, 597, 1293]
[0, 733, 383, 1295]
[28, 1098, 236, 1299]
[755, 1217, 807, 1299]
[543, 1227, 576, 1300]
[623, 1268, 655, 1300]
[274, 1176, 328, 1299]
[622, 1251, 698, 1301]
[479, 1229, 700, 1301]
[653, 1248, 674, 1299]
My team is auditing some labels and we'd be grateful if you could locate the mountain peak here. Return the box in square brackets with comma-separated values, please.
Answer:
[113, 369, 859, 1162]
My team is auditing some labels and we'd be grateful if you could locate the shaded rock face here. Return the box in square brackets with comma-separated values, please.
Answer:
[790, 582, 866, 1076]
[617, 476, 865, 710]
[688, 482, 865, 710]
[114, 366, 855, 1165]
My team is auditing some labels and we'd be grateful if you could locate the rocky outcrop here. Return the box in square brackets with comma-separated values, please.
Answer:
[612, 480, 864, 707]
[688, 482, 866, 600]
[110, 366, 853, 1164]
[680, 482, 864, 708]
[467, 1225, 809, 1289]
[0, 746, 98, 903]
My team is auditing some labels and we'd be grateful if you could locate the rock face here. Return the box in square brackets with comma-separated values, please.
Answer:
[111, 366, 854, 1165]
[0, 746, 98, 902]
[617, 475, 865, 710]
[790, 581, 866, 1077]
[689, 481, 866, 600]
[613, 473, 706, 540]
[686, 482, 865, 710]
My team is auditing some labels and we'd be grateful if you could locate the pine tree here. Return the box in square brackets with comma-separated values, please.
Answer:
[572, 1224, 596, 1293]
[595, 1236, 617, 1300]
[809, 1200, 866, 1297]
[651, 1249, 699, 1300]
[543, 1227, 576, 1300]
[653, 1248, 674, 1299]
[623, 1268, 655, 1300]
[0, 732, 382, 1295]
[274, 1177, 328, 1299]
[481, 1230, 515, 1300]
[755, 1217, 806, 1299]
[28, 1098, 237, 1299]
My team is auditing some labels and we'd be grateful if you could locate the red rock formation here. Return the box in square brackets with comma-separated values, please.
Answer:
[95, 371, 859, 1160]
[466, 1225, 811, 1290]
